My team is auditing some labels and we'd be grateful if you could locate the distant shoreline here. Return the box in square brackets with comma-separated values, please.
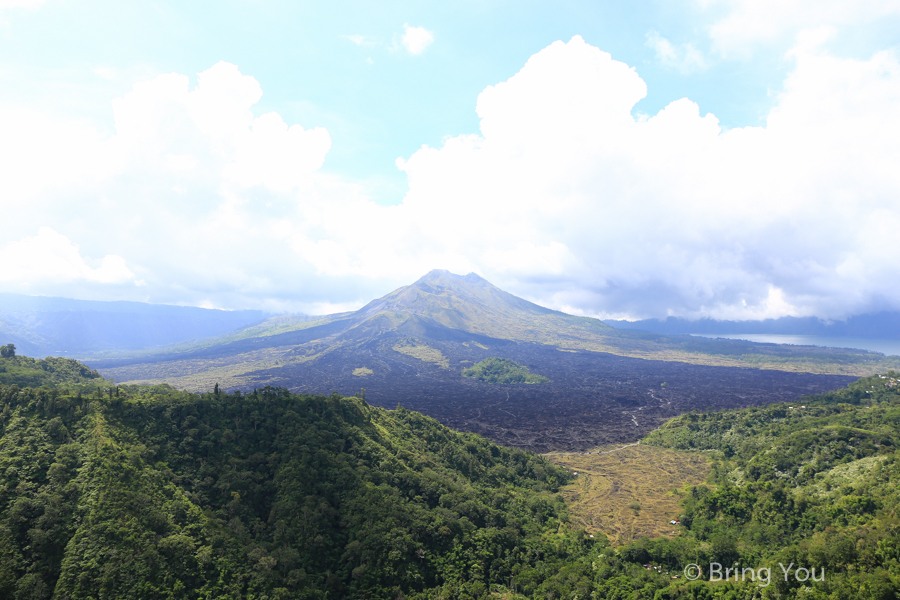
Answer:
[689, 333, 900, 357]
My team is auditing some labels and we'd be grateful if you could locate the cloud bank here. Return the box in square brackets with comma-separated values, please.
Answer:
[1, 37, 899, 320]
[703, 0, 900, 55]
[0, 228, 134, 286]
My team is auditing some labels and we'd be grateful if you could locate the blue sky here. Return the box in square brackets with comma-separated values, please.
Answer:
[2, 0, 799, 201]
[2, 0, 900, 320]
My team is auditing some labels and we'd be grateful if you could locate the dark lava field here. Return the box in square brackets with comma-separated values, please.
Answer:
[245, 337, 855, 453]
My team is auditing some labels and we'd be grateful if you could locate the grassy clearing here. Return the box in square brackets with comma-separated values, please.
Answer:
[392, 340, 450, 368]
[548, 444, 710, 545]
[352, 367, 374, 376]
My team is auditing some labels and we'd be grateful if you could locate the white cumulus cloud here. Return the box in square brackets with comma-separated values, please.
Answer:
[0, 61, 337, 308]
[0, 228, 134, 286]
[2, 38, 900, 320]
[378, 35, 900, 319]
[401, 24, 434, 55]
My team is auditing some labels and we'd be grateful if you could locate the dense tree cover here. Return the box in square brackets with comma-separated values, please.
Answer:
[0, 350, 107, 388]
[3, 351, 900, 599]
[636, 372, 900, 598]
[461, 357, 549, 385]
[0, 376, 669, 599]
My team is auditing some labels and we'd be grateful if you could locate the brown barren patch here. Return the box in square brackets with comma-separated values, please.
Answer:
[548, 443, 710, 545]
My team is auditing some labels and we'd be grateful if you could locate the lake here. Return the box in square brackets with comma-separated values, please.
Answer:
[689, 333, 900, 357]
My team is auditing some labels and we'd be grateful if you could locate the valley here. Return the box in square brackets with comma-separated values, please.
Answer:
[95, 335, 854, 452]
[549, 443, 711, 545]
[246, 338, 853, 452]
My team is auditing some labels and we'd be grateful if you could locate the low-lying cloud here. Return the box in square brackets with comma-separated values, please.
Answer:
[704, 0, 900, 55]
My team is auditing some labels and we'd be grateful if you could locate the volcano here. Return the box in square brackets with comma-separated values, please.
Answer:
[89, 270, 855, 451]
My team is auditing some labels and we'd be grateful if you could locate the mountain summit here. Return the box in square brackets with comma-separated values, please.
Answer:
[354, 270, 580, 340]
[338, 269, 612, 344]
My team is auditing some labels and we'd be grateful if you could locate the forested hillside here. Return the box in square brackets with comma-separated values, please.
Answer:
[0, 346, 108, 388]
[2, 350, 900, 598]
[0, 376, 618, 599]
[637, 371, 900, 598]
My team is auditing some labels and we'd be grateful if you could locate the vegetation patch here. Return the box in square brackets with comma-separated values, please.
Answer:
[0, 350, 108, 388]
[352, 366, 373, 376]
[462, 356, 549, 384]
[391, 339, 450, 368]
[549, 444, 710, 544]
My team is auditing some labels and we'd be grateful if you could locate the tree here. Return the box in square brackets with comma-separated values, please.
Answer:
[0, 344, 14, 358]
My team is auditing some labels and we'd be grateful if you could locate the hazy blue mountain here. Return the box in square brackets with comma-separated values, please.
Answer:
[605, 312, 900, 339]
[0, 293, 272, 356]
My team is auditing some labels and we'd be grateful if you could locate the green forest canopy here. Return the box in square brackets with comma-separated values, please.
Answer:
[1, 352, 899, 598]
[461, 357, 549, 384]
[0, 349, 107, 388]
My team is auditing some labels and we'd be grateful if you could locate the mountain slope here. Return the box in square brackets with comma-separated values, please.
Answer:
[0, 379, 587, 599]
[0, 354, 109, 388]
[353, 270, 606, 342]
[90, 270, 896, 375]
[84, 271, 869, 452]
[631, 370, 900, 598]
[0, 293, 271, 356]
[167, 269, 611, 352]
[607, 311, 900, 339]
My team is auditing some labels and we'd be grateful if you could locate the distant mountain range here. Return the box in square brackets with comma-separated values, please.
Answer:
[83, 270, 871, 450]
[0, 293, 273, 356]
[605, 313, 900, 338]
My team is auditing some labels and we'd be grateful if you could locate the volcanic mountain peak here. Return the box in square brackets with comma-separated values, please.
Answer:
[359, 270, 555, 321]
[349, 269, 611, 343]
[415, 269, 492, 288]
